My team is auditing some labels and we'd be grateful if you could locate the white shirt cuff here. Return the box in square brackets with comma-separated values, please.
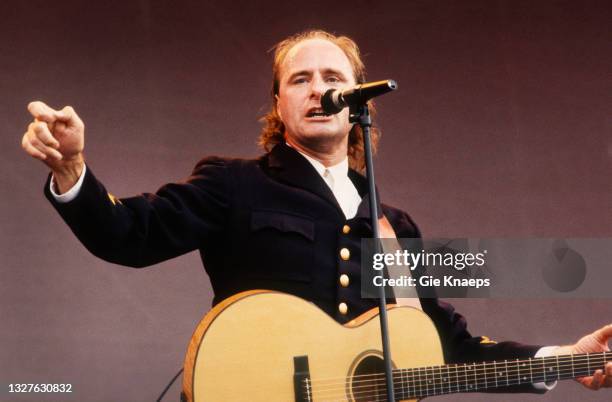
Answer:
[532, 346, 559, 391]
[49, 165, 87, 203]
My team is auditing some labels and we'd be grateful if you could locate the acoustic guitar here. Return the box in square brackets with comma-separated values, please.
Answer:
[182, 290, 609, 401]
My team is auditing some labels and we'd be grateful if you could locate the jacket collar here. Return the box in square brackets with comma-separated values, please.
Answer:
[266, 142, 382, 219]
[267, 142, 342, 214]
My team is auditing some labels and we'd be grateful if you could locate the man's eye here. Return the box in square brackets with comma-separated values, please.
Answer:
[293, 77, 308, 84]
[326, 76, 340, 83]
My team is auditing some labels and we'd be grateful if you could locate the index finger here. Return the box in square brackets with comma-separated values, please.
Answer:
[27, 101, 59, 123]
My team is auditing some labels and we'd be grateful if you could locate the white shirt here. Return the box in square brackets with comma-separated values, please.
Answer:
[292, 149, 361, 219]
[50, 165, 87, 202]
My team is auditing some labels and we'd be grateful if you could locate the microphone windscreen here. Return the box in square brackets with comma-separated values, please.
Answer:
[321, 89, 344, 115]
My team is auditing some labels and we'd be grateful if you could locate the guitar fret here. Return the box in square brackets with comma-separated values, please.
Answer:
[493, 360, 498, 388]
[409, 368, 413, 398]
[483, 362, 488, 389]
[547, 356, 556, 380]
[404, 370, 412, 399]
[439, 364, 445, 395]
[457, 364, 461, 393]
[409, 368, 414, 398]
[426, 366, 430, 396]
[395, 369, 401, 399]
[515, 358, 520, 384]
[419, 366, 425, 397]
[559, 355, 574, 381]
[587, 353, 591, 375]
[432, 365, 437, 395]
[505, 360, 509, 386]
[515, 359, 520, 384]
[534, 356, 544, 383]
[398, 369, 403, 399]
[404, 368, 408, 399]
[420, 366, 426, 397]
[427, 366, 433, 396]
[448, 364, 453, 394]
[518, 358, 528, 384]
[577, 355, 587, 377]
[437, 364, 443, 395]
[431, 365, 437, 395]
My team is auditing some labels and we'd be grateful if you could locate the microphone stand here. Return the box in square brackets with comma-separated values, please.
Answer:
[349, 103, 396, 402]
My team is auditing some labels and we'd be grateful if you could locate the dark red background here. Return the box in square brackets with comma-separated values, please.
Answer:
[1, 1, 611, 401]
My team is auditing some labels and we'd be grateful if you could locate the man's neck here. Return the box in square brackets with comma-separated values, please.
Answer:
[285, 136, 348, 167]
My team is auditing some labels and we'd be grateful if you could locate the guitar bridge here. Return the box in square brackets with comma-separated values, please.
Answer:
[293, 355, 312, 402]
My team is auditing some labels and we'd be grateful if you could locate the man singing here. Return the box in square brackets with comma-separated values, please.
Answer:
[21, 30, 611, 395]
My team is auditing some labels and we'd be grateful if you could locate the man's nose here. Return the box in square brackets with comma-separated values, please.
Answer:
[310, 76, 328, 98]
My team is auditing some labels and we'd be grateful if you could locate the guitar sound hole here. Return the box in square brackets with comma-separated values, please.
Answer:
[351, 355, 387, 402]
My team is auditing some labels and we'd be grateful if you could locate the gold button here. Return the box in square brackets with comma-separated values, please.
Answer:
[338, 302, 348, 315]
[339, 274, 350, 287]
[342, 224, 351, 234]
[340, 248, 350, 260]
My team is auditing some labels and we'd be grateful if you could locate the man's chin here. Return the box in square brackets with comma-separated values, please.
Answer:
[300, 130, 347, 143]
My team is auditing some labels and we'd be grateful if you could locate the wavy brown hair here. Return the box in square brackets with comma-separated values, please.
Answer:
[259, 29, 380, 171]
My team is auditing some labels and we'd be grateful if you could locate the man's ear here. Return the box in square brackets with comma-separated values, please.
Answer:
[275, 94, 282, 120]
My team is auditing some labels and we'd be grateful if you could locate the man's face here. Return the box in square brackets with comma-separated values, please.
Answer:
[276, 39, 356, 148]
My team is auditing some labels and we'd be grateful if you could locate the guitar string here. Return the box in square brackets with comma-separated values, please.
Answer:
[308, 361, 610, 402]
[305, 353, 607, 386]
[308, 364, 609, 399]
[306, 362, 610, 402]
[303, 354, 609, 400]
[307, 358, 609, 393]
[307, 352, 608, 384]
[307, 358, 611, 402]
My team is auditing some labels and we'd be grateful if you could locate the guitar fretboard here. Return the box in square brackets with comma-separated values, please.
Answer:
[391, 351, 609, 399]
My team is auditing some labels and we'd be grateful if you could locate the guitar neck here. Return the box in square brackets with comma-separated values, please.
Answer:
[394, 351, 610, 399]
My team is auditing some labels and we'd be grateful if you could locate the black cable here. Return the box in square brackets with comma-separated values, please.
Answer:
[156, 367, 183, 402]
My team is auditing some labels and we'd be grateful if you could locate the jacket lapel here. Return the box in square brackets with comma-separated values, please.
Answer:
[266, 142, 343, 214]
[265, 142, 383, 220]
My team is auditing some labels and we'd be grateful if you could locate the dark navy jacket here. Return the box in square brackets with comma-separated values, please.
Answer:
[45, 142, 543, 392]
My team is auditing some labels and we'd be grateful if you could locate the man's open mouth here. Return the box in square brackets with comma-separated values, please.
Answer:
[306, 108, 331, 118]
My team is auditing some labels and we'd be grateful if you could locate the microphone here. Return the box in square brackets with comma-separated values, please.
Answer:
[321, 79, 397, 115]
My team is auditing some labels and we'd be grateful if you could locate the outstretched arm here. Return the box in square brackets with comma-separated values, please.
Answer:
[22, 101, 231, 269]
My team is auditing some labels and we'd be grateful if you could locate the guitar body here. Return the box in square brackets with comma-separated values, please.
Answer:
[183, 291, 444, 402]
